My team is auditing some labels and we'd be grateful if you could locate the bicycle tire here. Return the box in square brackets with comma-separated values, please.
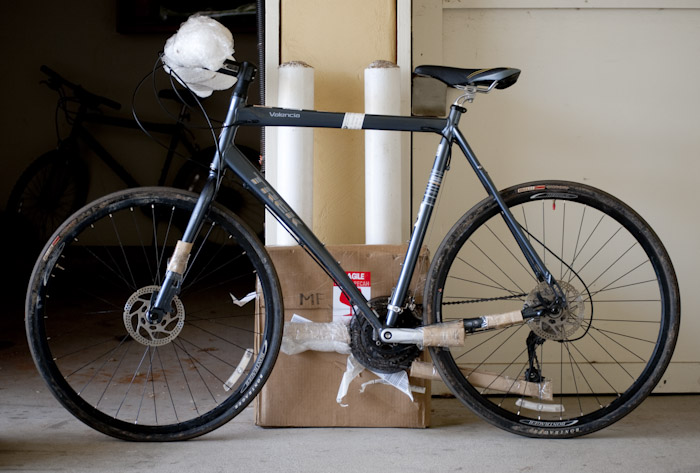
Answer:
[424, 180, 679, 438]
[25, 187, 283, 441]
[7, 147, 89, 243]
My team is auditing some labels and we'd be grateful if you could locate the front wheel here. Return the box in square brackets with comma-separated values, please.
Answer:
[424, 181, 679, 438]
[25, 187, 283, 441]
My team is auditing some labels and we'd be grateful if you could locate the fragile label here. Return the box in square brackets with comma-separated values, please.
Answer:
[333, 272, 371, 323]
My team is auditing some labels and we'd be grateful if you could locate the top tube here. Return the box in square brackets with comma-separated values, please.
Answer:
[233, 106, 448, 134]
[220, 61, 448, 133]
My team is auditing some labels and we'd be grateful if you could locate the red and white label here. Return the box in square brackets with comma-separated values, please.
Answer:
[333, 272, 371, 323]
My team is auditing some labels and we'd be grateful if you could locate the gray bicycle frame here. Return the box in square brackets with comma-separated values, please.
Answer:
[152, 62, 557, 335]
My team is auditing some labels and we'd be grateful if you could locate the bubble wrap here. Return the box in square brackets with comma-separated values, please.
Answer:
[162, 15, 237, 97]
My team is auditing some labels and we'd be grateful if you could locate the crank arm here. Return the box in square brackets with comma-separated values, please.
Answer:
[380, 308, 538, 347]
[379, 307, 543, 347]
[380, 321, 465, 346]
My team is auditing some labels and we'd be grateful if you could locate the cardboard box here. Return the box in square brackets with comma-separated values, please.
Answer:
[255, 245, 431, 428]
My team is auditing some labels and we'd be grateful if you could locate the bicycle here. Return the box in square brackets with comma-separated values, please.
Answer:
[24, 56, 679, 441]
[7, 65, 262, 243]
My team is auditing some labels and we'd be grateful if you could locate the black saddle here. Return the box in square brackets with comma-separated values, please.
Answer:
[414, 65, 521, 90]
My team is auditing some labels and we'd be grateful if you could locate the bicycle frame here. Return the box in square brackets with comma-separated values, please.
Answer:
[151, 62, 559, 340]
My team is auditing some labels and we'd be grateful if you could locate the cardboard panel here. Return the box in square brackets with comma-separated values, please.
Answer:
[255, 245, 431, 427]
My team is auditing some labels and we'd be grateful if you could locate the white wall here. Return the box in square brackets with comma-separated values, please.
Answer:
[413, 0, 700, 391]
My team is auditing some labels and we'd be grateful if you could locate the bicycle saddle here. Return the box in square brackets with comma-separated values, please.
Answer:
[414, 66, 521, 90]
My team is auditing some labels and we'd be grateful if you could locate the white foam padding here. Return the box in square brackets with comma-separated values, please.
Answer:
[162, 15, 237, 98]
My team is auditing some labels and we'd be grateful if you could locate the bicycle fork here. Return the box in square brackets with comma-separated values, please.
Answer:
[146, 171, 219, 323]
[146, 77, 249, 324]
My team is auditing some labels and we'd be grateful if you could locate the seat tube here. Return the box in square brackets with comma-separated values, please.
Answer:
[384, 106, 462, 327]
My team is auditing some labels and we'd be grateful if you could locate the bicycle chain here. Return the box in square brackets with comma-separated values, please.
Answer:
[442, 292, 528, 306]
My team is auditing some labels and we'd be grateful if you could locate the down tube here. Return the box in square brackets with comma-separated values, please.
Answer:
[223, 145, 384, 332]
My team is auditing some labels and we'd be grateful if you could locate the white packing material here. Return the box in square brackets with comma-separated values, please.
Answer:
[280, 314, 351, 356]
[336, 355, 420, 407]
[281, 315, 422, 406]
[162, 15, 237, 98]
[229, 291, 257, 307]
[364, 61, 402, 245]
[359, 377, 426, 397]
[336, 355, 366, 407]
[275, 62, 315, 246]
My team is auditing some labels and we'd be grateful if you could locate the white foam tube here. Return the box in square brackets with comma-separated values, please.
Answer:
[276, 61, 314, 246]
[365, 61, 402, 245]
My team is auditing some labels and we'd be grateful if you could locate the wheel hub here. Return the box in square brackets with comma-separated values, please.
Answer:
[526, 280, 584, 341]
[123, 285, 185, 346]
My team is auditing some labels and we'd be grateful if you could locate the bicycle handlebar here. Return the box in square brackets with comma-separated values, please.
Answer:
[40, 65, 122, 111]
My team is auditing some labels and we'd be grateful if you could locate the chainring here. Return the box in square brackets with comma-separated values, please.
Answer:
[349, 297, 422, 374]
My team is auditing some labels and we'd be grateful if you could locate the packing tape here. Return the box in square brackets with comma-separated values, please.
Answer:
[409, 360, 553, 401]
[223, 348, 253, 391]
[482, 310, 523, 329]
[422, 320, 465, 347]
[167, 240, 193, 275]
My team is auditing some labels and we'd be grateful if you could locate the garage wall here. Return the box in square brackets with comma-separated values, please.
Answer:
[0, 3, 260, 207]
[413, 0, 700, 391]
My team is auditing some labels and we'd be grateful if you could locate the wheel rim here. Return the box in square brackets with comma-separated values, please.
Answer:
[429, 183, 676, 432]
[27, 189, 279, 437]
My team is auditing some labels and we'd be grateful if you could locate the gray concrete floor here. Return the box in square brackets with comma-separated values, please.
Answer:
[2, 317, 699, 473]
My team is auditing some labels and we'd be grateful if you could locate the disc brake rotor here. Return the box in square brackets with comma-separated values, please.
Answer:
[123, 285, 185, 346]
[526, 280, 585, 341]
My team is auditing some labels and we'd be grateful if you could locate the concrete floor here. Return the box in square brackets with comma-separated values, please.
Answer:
[2, 317, 700, 473]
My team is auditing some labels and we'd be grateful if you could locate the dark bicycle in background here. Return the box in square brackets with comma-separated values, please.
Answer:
[6, 65, 263, 243]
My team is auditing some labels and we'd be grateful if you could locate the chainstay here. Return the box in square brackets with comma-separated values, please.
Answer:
[442, 292, 527, 305]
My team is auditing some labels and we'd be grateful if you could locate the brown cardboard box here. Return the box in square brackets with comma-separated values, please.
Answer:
[255, 245, 431, 428]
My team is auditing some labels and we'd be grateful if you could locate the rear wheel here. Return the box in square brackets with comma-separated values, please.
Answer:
[25, 187, 283, 441]
[424, 181, 679, 437]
